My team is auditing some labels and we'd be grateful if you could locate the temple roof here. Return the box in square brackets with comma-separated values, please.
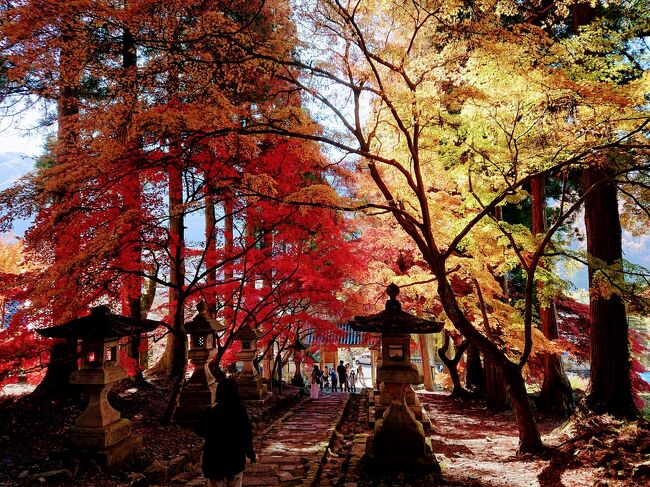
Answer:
[36, 305, 161, 340]
[349, 284, 443, 334]
[306, 323, 370, 347]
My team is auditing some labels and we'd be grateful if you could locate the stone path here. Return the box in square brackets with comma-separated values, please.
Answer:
[182, 392, 350, 486]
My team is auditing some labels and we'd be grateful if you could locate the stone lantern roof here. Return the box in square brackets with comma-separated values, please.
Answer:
[36, 305, 160, 340]
[232, 323, 261, 341]
[349, 283, 443, 334]
[185, 301, 227, 334]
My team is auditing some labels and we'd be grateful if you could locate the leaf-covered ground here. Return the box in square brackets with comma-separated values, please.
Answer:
[420, 393, 650, 486]
[0, 376, 304, 486]
[1, 383, 648, 486]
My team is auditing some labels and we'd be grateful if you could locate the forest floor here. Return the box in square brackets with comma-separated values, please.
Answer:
[0, 375, 305, 486]
[321, 390, 649, 487]
[1, 382, 649, 486]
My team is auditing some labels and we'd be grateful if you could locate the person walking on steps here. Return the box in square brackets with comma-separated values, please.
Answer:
[337, 360, 348, 393]
[311, 365, 321, 399]
[195, 378, 256, 487]
[330, 368, 338, 392]
[349, 368, 356, 393]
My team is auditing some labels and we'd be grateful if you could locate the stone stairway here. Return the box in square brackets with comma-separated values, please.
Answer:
[179, 392, 350, 487]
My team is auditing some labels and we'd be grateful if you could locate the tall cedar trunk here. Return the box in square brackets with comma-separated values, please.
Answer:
[167, 163, 186, 378]
[33, 339, 79, 396]
[465, 343, 485, 394]
[571, 5, 637, 418]
[204, 189, 217, 314]
[483, 206, 511, 410]
[38, 18, 81, 392]
[531, 176, 573, 413]
[149, 164, 186, 376]
[224, 194, 234, 327]
[583, 168, 637, 417]
[484, 356, 508, 410]
[436, 277, 543, 452]
[162, 302, 188, 423]
[419, 334, 434, 391]
[161, 163, 189, 422]
[120, 19, 147, 379]
[438, 331, 470, 397]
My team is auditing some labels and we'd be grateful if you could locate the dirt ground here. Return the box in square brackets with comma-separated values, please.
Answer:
[420, 392, 649, 487]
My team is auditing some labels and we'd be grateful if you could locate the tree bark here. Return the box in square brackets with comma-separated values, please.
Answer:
[148, 164, 186, 377]
[204, 188, 218, 313]
[583, 167, 637, 417]
[37, 15, 81, 391]
[484, 355, 509, 411]
[33, 339, 79, 396]
[435, 276, 543, 453]
[223, 194, 235, 327]
[419, 334, 434, 391]
[465, 343, 485, 394]
[531, 175, 573, 413]
[438, 331, 470, 398]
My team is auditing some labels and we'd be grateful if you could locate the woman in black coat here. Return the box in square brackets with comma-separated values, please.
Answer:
[195, 378, 256, 487]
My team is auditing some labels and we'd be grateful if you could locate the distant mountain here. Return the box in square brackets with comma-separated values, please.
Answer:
[0, 151, 35, 191]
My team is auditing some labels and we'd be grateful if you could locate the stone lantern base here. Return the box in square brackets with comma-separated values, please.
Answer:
[174, 381, 217, 425]
[364, 399, 440, 476]
[237, 374, 271, 401]
[66, 420, 141, 472]
[370, 365, 433, 431]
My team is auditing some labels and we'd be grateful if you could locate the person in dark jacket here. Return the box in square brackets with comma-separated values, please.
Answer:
[195, 378, 256, 487]
[337, 360, 348, 393]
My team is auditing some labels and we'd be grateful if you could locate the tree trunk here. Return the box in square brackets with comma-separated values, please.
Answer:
[37, 16, 81, 391]
[436, 277, 543, 453]
[419, 334, 434, 391]
[33, 338, 79, 396]
[204, 188, 218, 314]
[120, 20, 147, 381]
[438, 331, 470, 398]
[583, 167, 637, 417]
[223, 194, 235, 327]
[531, 175, 573, 413]
[148, 164, 186, 377]
[465, 343, 485, 394]
[484, 355, 508, 411]
[162, 302, 188, 423]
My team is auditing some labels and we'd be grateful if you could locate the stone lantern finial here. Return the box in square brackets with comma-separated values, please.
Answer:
[386, 283, 400, 299]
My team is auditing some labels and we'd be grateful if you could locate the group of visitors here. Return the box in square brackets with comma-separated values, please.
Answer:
[309, 360, 365, 399]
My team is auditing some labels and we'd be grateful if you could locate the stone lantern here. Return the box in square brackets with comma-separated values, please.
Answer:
[174, 301, 227, 424]
[36, 305, 158, 471]
[350, 284, 443, 475]
[368, 337, 381, 390]
[289, 333, 308, 388]
[233, 324, 270, 400]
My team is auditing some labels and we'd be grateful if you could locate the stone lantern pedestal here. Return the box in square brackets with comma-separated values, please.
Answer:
[289, 333, 308, 388]
[234, 325, 270, 401]
[350, 284, 443, 475]
[37, 306, 158, 472]
[174, 302, 226, 425]
[67, 345, 141, 469]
